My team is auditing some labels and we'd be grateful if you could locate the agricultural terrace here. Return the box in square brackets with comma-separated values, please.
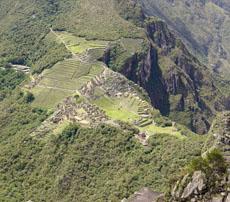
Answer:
[31, 59, 104, 109]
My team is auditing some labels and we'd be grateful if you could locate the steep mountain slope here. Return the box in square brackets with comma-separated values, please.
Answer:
[0, 0, 228, 133]
[0, 0, 143, 73]
[104, 16, 228, 134]
[140, 0, 230, 83]
[0, 0, 229, 201]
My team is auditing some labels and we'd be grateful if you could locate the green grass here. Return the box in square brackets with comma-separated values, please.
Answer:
[31, 59, 104, 109]
[55, 31, 109, 54]
[93, 96, 139, 122]
[32, 87, 71, 109]
[140, 125, 184, 139]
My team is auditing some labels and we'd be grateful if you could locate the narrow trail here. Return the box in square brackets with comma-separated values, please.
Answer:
[32, 29, 107, 94]
[50, 28, 69, 51]
[50, 28, 86, 63]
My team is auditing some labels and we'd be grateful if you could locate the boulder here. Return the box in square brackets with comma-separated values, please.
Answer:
[126, 187, 164, 202]
[181, 171, 206, 199]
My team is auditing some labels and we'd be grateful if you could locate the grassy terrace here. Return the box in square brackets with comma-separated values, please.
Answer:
[140, 125, 184, 139]
[30, 30, 111, 109]
[93, 92, 183, 138]
[32, 59, 104, 109]
[54, 31, 109, 55]
[93, 95, 139, 122]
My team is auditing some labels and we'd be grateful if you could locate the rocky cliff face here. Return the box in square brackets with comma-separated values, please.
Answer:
[140, 0, 230, 84]
[125, 169, 229, 202]
[104, 17, 226, 134]
[171, 170, 229, 202]
[170, 112, 230, 202]
[120, 44, 170, 116]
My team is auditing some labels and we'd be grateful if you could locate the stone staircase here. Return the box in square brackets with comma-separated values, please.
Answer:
[135, 100, 153, 127]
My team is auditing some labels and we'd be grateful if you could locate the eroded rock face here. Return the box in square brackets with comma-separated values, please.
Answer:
[104, 18, 226, 134]
[140, 0, 230, 80]
[181, 171, 206, 199]
[211, 196, 225, 202]
[171, 170, 229, 202]
[226, 194, 230, 202]
[145, 19, 176, 53]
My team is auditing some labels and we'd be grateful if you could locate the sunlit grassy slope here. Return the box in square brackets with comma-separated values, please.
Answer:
[32, 59, 104, 109]
[55, 32, 108, 54]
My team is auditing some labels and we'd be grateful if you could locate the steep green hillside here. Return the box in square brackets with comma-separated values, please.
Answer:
[1, 0, 228, 133]
[0, 97, 207, 201]
[0, 0, 229, 201]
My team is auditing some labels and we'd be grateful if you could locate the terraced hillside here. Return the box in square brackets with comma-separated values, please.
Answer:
[54, 31, 108, 55]
[0, 0, 229, 201]
[29, 30, 108, 108]
[31, 59, 104, 108]
[27, 30, 184, 144]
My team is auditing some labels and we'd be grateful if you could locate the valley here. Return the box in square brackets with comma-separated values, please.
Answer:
[0, 0, 229, 201]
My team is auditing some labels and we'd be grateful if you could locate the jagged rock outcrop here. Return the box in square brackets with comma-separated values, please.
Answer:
[171, 170, 229, 202]
[168, 112, 230, 201]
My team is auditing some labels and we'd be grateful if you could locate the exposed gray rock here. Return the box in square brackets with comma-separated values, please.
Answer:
[125, 187, 164, 202]
[181, 171, 206, 199]
[171, 173, 190, 198]
[211, 195, 224, 202]
[226, 193, 230, 202]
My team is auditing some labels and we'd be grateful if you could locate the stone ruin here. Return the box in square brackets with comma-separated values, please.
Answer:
[31, 97, 109, 137]
[80, 68, 108, 97]
[26, 74, 43, 89]
[135, 132, 149, 146]
[50, 97, 108, 126]
[81, 67, 156, 131]
[80, 68, 134, 98]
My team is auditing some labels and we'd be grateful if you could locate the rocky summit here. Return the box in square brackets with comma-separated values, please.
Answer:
[0, 0, 229, 201]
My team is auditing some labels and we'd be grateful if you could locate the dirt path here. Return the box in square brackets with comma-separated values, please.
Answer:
[50, 28, 86, 63]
